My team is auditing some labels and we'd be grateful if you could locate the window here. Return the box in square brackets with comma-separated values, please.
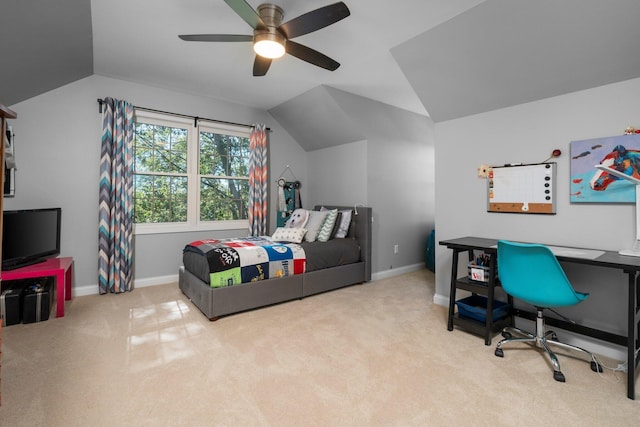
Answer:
[133, 110, 251, 234]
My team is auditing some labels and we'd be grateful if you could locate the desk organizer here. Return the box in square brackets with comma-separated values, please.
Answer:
[468, 263, 492, 283]
[455, 295, 510, 323]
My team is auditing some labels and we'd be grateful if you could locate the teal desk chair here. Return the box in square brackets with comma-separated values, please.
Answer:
[495, 240, 602, 382]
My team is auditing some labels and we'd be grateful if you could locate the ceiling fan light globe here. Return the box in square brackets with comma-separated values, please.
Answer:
[254, 40, 285, 58]
[253, 32, 286, 59]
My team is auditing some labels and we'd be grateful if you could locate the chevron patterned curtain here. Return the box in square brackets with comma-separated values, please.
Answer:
[98, 97, 135, 294]
[248, 124, 269, 236]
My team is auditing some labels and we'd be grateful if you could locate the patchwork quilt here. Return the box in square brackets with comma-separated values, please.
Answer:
[184, 237, 306, 288]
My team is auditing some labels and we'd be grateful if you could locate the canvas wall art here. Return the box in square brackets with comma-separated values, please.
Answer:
[570, 134, 640, 203]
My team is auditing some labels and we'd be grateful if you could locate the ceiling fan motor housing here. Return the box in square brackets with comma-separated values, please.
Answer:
[257, 3, 284, 27]
[254, 4, 286, 56]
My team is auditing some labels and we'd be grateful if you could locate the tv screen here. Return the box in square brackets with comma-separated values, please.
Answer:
[2, 208, 61, 270]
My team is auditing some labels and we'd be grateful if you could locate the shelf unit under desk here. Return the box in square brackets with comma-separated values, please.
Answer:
[444, 244, 513, 345]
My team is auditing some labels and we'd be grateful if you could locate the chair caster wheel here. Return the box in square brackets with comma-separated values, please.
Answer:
[501, 331, 512, 339]
[591, 361, 603, 373]
[495, 348, 504, 358]
[553, 371, 566, 382]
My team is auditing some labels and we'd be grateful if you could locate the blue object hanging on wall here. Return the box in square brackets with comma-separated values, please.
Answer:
[425, 229, 435, 272]
[276, 180, 301, 227]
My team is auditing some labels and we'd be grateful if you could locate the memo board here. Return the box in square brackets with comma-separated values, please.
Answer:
[487, 163, 556, 214]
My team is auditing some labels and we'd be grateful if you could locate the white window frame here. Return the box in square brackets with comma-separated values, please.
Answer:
[133, 110, 250, 235]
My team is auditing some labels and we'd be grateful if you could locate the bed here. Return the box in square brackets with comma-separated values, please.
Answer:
[179, 205, 372, 320]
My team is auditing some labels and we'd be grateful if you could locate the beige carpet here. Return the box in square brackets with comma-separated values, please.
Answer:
[1, 269, 639, 426]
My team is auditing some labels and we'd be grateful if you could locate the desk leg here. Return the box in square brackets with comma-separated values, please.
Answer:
[627, 271, 639, 399]
[56, 271, 65, 318]
[65, 261, 73, 301]
[484, 254, 498, 346]
[447, 249, 460, 331]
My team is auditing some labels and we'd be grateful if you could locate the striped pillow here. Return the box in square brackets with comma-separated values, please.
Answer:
[317, 209, 338, 242]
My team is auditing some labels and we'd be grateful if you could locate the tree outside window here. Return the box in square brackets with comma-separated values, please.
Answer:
[132, 112, 251, 233]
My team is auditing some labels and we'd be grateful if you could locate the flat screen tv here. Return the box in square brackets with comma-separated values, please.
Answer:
[2, 207, 61, 271]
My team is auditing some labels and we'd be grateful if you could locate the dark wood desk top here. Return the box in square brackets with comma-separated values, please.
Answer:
[440, 236, 640, 272]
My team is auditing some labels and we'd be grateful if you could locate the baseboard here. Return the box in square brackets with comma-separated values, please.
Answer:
[372, 263, 425, 281]
[433, 292, 450, 307]
[73, 274, 179, 297]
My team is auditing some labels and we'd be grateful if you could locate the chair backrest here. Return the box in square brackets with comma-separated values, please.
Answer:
[497, 240, 588, 308]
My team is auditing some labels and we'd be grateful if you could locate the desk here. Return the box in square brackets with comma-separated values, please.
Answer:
[440, 237, 640, 400]
[1, 257, 74, 318]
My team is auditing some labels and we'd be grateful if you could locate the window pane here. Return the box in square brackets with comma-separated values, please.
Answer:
[134, 123, 187, 173]
[199, 131, 250, 176]
[134, 174, 188, 223]
[200, 178, 249, 221]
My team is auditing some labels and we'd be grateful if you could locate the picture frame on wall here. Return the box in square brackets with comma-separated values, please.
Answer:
[570, 134, 640, 203]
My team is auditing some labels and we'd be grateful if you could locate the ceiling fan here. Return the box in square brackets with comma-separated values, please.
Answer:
[179, 0, 350, 76]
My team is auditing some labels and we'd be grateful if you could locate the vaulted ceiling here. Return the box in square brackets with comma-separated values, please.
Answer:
[2, 0, 640, 127]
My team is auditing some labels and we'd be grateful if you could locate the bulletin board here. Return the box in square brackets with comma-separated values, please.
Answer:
[487, 163, 556, 214]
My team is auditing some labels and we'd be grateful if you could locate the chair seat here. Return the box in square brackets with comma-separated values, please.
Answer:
[534, 291, 589, 309]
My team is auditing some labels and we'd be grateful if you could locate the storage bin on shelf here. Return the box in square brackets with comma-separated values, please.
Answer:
[467, 252, 496, 284]
[467, 262, 491, 283]
[455, 295, 510, 322]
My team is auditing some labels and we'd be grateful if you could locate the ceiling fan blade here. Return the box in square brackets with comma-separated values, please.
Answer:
[253, 56, 272, 76]
[224, 0, 265, 29]
[278, 2, 350, 39]
[179, 34, 253, 42]
[285, 41, 340, 71]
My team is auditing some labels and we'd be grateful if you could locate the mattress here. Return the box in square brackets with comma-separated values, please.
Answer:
[183, 237, 361, 286]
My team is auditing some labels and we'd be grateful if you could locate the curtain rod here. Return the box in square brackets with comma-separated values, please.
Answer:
[96, 98, 270, 131]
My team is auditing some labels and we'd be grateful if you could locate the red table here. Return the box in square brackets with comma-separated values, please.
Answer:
[1, 257, 73, 318]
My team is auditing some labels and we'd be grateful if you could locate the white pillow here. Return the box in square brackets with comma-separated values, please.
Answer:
[317, 209, 338, 242]
[304, 210, 329, 242]
[272, 227, 307, 243]
[334, 209, 352, 238]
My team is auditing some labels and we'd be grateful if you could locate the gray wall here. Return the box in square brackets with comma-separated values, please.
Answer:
[434, 76, 640, 359]
[306, 140, 368, 206]
[304, 90, 436, 275]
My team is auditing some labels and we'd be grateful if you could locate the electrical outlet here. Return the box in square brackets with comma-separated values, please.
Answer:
[394, 244, 399, 254]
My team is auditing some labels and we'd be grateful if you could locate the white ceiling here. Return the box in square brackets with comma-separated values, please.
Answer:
[2, 0, 640, 124]
[90, 0, 483, 116]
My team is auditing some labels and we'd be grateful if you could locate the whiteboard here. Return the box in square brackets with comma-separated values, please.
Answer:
[487, 163, 556, 214]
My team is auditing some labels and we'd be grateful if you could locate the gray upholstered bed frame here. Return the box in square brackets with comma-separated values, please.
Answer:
[179, 205, 372, 320]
